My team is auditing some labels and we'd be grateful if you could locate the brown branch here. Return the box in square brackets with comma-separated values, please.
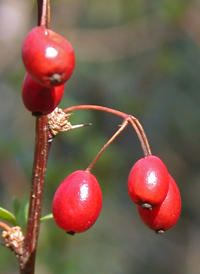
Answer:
[20, 116, 51, 274]
[19, 1, 52, 273]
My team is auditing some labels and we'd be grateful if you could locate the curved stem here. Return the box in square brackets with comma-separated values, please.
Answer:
[86, 119, 129, 173]
[65, 104, 131, 119]
[129, 118, 151, 157]
[64, 105, 151, 157]
[0, 221, 11, 232]
[133, 118, 151, 155]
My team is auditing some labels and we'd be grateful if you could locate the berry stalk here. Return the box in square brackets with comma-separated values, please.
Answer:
[86, 119, 129, 173]
[38, 0, 50, 28]
[64, 105, 151, 157]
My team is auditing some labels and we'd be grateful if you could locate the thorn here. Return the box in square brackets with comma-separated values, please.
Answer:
[71, 123, 92, 129]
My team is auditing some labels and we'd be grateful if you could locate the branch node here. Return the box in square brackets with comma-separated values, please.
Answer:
[47, 107, 91, 139]
[2, 226, 25, 265]
[47, 107, 72, 137]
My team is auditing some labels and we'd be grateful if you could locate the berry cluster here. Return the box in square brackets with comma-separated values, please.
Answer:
[21, 26, 75, 115]
[128, 155, 181, 233]
[52, 121, 181, 235]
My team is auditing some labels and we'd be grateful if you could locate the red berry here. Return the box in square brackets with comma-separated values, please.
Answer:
[138, 174, 181, 233]
[127, 155, 169, 208]
[52, 170, 102, 234]
[22, 72, 65, 115]
[21, 26, 75, 87]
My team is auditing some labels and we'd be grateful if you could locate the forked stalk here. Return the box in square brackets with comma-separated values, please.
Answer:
[64, 105, 152, 157]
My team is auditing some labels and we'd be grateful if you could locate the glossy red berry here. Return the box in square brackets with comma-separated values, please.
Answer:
[127, 155, 169, 209]
[21, 26, 75, 87]
[138, 174, 181, 233]
[52, 170, 102, 234]
[22, 72, 65, 115]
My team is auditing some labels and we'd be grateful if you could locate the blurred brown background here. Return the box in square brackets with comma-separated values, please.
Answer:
[0, 0, 200, 273]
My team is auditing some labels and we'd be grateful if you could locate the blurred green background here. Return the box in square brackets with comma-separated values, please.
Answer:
[0, 0, 200, 273]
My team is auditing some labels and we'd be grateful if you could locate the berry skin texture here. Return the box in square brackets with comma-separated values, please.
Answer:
[127, 155, 169, 208]
[22, 72, 65, 115]
[21, 26, 75, 87]
[137, 174, 181, 233]
[52, 170, 102, 234]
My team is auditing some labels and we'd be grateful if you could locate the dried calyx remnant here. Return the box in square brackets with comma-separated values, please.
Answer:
[47, 107, 73, 137]
[2, 226, 24, 263]
[47, 107, 92, 139]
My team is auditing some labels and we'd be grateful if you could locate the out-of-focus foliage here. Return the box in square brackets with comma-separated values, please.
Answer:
[0, 0, 200, 273]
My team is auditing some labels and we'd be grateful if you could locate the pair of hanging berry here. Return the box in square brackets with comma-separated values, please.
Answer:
[52, 156, 181, 236]
[51, 116, 181, 235]
[21, 26, 75, 115]
[128, 155, 181, 234]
